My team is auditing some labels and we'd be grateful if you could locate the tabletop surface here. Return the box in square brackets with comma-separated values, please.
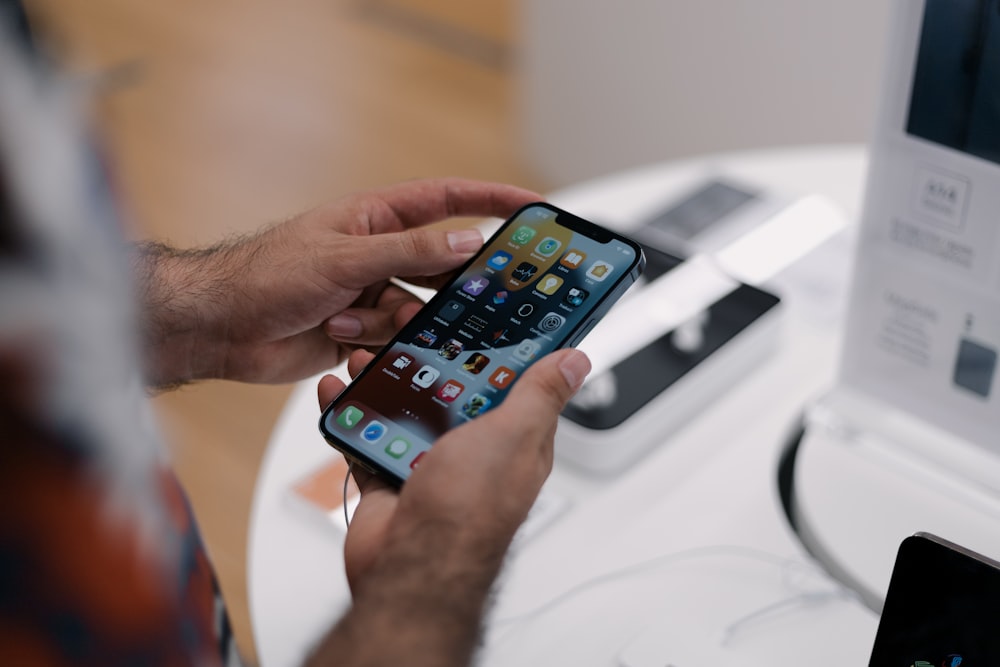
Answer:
[247, 144, 882, 667]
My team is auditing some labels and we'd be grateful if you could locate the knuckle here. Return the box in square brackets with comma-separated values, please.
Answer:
[399, 229, 437, 259]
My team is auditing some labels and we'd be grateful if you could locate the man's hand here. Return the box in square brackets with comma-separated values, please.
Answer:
[135, 178, 539, 387]
[309, 347, 590, 667]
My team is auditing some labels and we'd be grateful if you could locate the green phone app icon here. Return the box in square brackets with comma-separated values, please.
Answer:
[337, 405, 365, 429]
[511, 225, 537, 246]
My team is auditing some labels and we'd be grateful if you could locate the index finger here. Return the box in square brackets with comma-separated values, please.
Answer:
[356, 178, 541, 234]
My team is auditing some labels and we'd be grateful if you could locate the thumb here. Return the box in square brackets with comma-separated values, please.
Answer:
[342, 226, 484, 287]
[493, 348, 591, 428]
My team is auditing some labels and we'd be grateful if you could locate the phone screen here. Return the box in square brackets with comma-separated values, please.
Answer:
[319, 202, 644, 484]
[868, 534, 1000, 666]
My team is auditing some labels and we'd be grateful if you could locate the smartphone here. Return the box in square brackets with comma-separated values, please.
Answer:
[867, 533, 1000, 665]
[318, 202, 646, 485]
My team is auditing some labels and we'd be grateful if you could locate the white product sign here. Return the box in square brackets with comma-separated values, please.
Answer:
[839, 0, 1000, 450]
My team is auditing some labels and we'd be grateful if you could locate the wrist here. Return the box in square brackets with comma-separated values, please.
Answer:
[313, 525, 505, 667]
[133, 241, 237, 387]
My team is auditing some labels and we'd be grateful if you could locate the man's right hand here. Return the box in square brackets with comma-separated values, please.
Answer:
[309, 347, 590, 667]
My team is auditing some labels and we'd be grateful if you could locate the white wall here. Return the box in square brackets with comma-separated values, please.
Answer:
[518, 1, 893, 186]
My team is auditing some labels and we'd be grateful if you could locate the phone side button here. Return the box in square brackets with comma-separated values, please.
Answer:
[568, 319, 598, 348]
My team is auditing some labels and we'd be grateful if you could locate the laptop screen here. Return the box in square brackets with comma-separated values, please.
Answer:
[868, 534, 1000, 666]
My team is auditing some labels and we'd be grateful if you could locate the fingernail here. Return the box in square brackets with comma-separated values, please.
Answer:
[327, 314, 362, 338]
[447, 229, 484, 254]
[559, 350, 591, 390]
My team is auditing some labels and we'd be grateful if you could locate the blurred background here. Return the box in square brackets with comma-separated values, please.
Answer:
[23, 0, 889, 662]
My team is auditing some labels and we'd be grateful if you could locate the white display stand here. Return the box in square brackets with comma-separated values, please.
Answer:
[786, 0, 1000, 613]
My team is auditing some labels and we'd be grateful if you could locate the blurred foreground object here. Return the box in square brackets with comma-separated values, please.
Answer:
[0, 23, 239, 666]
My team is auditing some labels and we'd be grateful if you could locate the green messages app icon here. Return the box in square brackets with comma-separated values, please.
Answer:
[337, 406, 364, 429]
[511, 225, 536, 246]
[385, 438, 411, 459]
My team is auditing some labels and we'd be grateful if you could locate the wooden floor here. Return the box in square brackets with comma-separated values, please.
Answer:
[27, 1, 543, 662]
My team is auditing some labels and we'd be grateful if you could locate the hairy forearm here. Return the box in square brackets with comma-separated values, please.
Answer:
[312, 580, 491, 667]
[307, 524, 509, 667]
[131, 240, 245, 388]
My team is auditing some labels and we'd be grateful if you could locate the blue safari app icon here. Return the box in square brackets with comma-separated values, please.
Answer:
[488, 250, 513, 270]
[361, 420, 387, 443]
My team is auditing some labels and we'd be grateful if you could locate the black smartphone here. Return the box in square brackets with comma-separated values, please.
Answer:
[867, 532, 1000, 666]
[318, 202, 645, 485]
